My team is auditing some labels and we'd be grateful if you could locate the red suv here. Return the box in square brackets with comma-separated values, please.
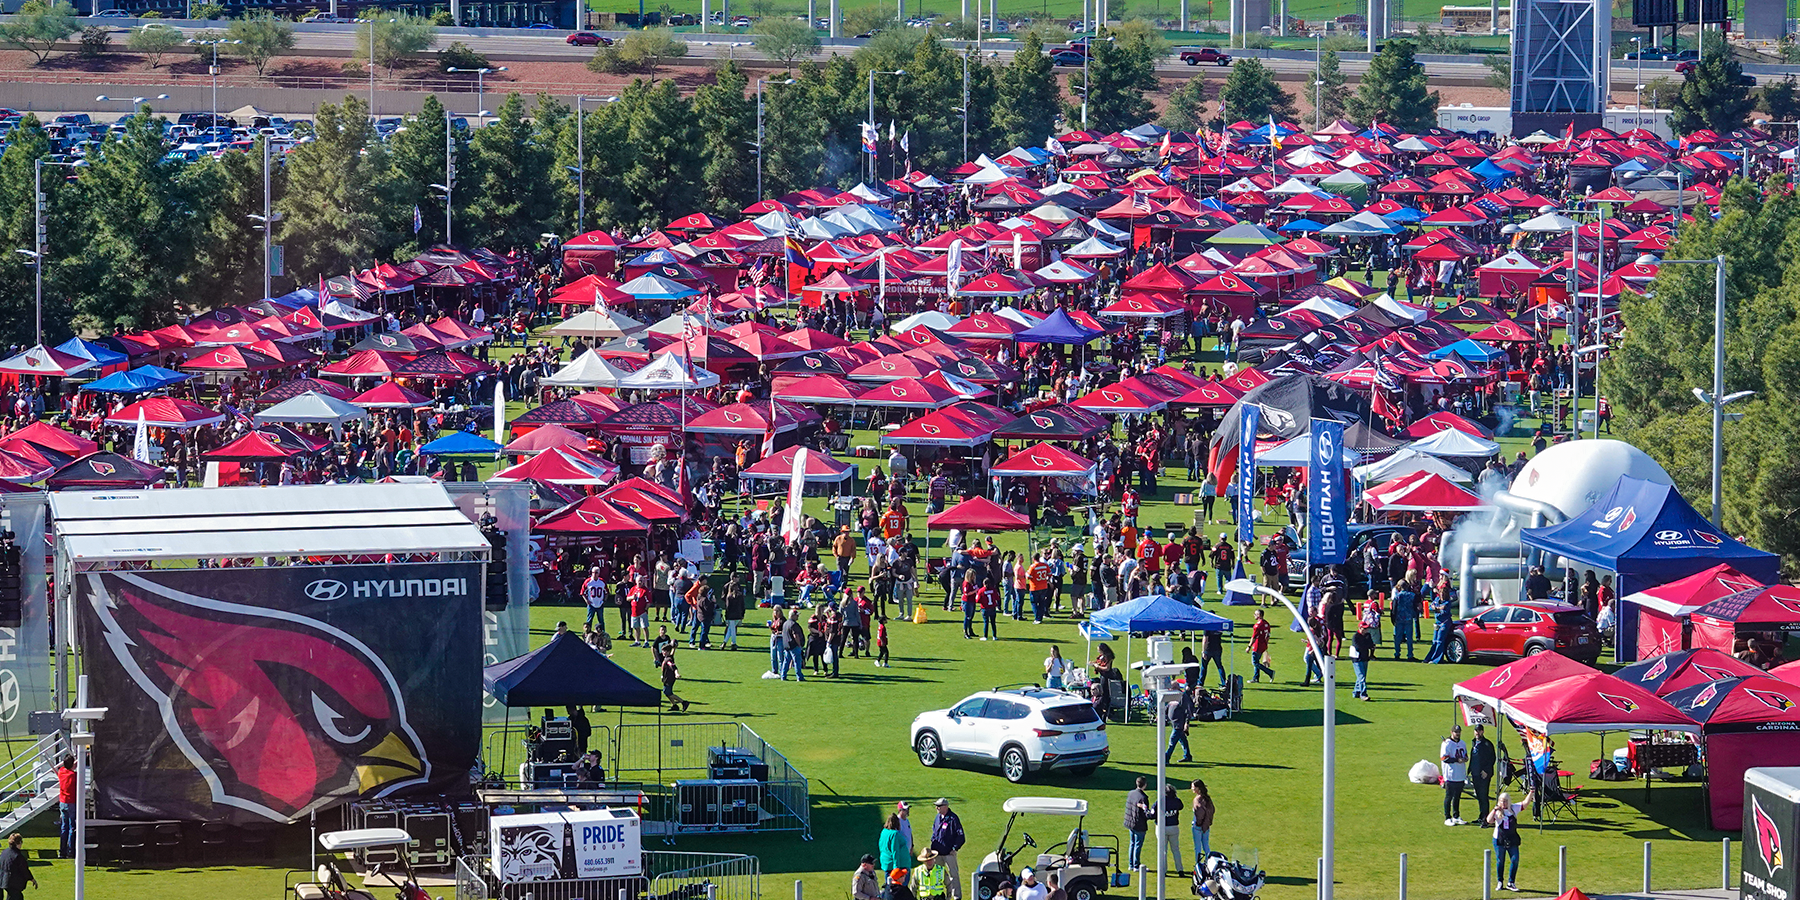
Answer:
[1444, 601, 1600, 664]
[567, 32, 612, 46]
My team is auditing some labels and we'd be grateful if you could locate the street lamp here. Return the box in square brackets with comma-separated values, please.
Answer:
[1145, 662, 1188, 900]
[247, 138, 282, 304]
[1630, 37, 1644, 109]
[433, 108, 488, 245]
[363, 16, 397, 118]
[1226, 579, 1334, 900]
[1663, 255, 1743, 525]
[1081, 35, 1115, 129]
[867, 69, 905, 185]
[17, 158, 77, 347]
[447, 66, 508, 118]
[1313, 32, 1324, 131]
[186, 37, 240, 130]
[569, 95, 617, 233]
[64, 674, 105, 900]
[957, 49, 997, 161]
[752, 77, 793, 201]
[94, 93, 169, 113]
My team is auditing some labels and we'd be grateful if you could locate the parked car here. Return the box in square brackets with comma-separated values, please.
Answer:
[91, 8, 132, 16]
[523, 22, 557, 29]
[911, 686, 1108, 783]
[301, 13, 355, 22]
[1444, 601, 1602, 664]
[731, 16, 753, 27]
[1179, 46, 1231, 65]
[1623, 47, 1673, 60]
[1049, 49, 1087, 66]
[567, 31, 612, 45]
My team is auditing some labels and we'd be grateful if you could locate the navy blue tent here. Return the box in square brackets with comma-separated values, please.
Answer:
[1089, 594, 1234, 633]
[483, 631, 661, 707]
[1520, 475, 1779, 661]
[1016, 308, 1103, 345]
[421, 430, 502, 456]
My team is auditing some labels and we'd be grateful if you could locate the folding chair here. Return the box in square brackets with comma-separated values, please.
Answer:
[1535, 778, 1582, 828]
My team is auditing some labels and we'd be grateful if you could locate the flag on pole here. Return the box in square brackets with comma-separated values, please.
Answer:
[1268, 115, 1282, 151]
[1158, 130, 1171, 158]
[780, 448, 808, 543]
[761, 398, 780, 458]
[946, 238, 964, 297]
[1132, 191, 1152, 213]
[132, 410, 150, 463]
[494, 381, 507, 455]
[888, 119, 896, 142]
[900, 130, 910, 154]
[861, 121, 880, 156]
[783, 235, 813, 271]
[412, 205, 423, 234]
[1045, 135, 1066, 156]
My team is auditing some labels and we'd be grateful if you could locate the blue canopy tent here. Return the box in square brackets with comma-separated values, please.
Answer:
[81, 365, 192, 394]
[1469, 158, 1519, 189]
[1016, 308, 1104, 345]
[1379, 205, 1426, 224]
[421, 430, 503, 457]
[1520, 475, 1780, 662]
[55, 337, 128, 374]
[1426, 339, 1505, 363]
[1086, 595, 1234, 702]
[1279, 218, 1326, 233]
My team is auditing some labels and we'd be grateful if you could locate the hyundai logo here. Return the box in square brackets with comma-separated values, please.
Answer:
[1654, 530, 1685, 542]
[304, 579, 349, 602]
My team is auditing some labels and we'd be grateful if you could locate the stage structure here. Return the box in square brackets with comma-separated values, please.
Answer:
[1510, 0, 1609, 135]
[49, 483, 507, 826]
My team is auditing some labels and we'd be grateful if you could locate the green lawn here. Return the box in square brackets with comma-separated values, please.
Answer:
[19, 321, 1721, 900]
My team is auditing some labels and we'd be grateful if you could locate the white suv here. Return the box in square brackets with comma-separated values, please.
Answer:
[910, 687, 1109, 783]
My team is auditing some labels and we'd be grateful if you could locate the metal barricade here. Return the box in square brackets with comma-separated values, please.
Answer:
[609, 722, 811, 840]
[453, 851, 759, 900]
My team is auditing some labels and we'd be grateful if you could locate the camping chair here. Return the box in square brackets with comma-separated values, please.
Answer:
[1535, 776, 1583, 828]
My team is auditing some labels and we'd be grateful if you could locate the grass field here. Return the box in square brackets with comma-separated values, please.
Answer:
[10, 319, 1742, 900]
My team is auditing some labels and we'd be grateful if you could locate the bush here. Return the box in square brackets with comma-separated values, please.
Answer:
[138, 8, 160, 17]
[126, 22, 184, 66]
[192, 1, 225, 19]
[78, 24, 109, 55]
[431, 10, 454, 25]
[1238, 32, 1272, 49]
[439, 40, 489, 71]
[586, 45, 629, 73]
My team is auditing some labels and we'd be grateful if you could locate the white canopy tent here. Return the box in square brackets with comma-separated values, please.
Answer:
[616, 353, 721, 390]
[541, 350, 634, 389]
[253, 390, 369, 433]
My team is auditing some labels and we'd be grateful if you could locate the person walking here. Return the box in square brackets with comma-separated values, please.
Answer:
[1423, 593, 1457, 664]
[929, 799, 966, 900]
[1189, 780, 1215, 869]
[1198, 629, 1225, 686]
[659, 648, 691, 712]
[895, 801, 914, 862]
[1124, 776, 1152, 871]
[723, 579, 746, 650]
[1470, 723, 1497, 824]
[1441, 724, 1469, 826]
[56, 756, 74, 859]
[1248, 609, 1275, 682]
[1164, 687, 1194, 763]
[880, 813, 909, 875]
[0, 834, 36, 900]
[582, 568, 609, 633]
[1350, 623, 1375, 700]
[1487, 789, 1533, 892]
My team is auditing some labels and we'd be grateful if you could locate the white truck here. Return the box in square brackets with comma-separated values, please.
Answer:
[1435, 105, 1673, 141]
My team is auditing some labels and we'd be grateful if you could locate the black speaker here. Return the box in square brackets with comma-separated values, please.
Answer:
[675, 780, 719, 826]
[0, 535, 22, 629]
[482, 520, 509, 612]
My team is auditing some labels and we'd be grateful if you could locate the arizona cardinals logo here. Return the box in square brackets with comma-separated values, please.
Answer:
[1748, 688, 1798, 712]
[577, 509, 611, 526]
[92, 462, 115, 476]
[1103, 391, 1123, 403]
[803, 356, 822, 369]
[1032, 455, 1051, 468]
[1688, 682, 1719, 710]
[1598, 692, 1641, 713]
[920, 423, 940, 435]
[723, 411, 743, 423]
[881, 361, 896, 371]
[1643, 657, 1669, 682]
[1489, 667, 1514, 689]
[1772, 592, 1800, 617]
[1620, 507, 1638, 531]
[215, 353, 230, 364]
[379, 335, 397, 347]
[86, 572, 430, 822]
[1696, 531, 1723, 546]
[1693, 663, 1739, 681]
[1755, 795, 1785, 874]
[1030, 415, 1052, 428]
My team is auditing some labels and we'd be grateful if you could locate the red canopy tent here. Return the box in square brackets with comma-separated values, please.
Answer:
[1689, 586, 1800, 656]
[599, 477, 688, 521]
[857, 378, 960, 409]
[105, 397, 225, 429]
[319, 350, 411, 378]
[203, 430, 304, 462]
[741, 446, 857, 483]
[489, 445, 620, 485]
[1616, 648, 1764, 697]
[3, 421, 98, 457]
[1363, 471, 1486, 512]
[1622, 565, 1770, 660]
[772, 375, 867, 404]
[1500, 671, 1700, 734]
[502, 423, 590, 456]
[0, 448, 50, 483]
[350, 382, 434, 409]
[928, 496, 1031, 530]
[1663, 675, 1800, 828]
[535, 496, 654, 537]
[991, 442, 1097, 478]
[1450, 652, 1594, 724]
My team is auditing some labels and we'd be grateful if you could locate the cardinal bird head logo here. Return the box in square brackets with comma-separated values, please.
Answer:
[1688, 682, 1719, 710]
[1599, 692, 1641, 713]
[1748, 687, 1798, 712]
[1772, 592, 1800, 617]
[1030, 415, 1052, 429]
[1696, 531, 1724, 546]
[1694, 663, 1739, 682]
[92, 462, 115, 476]
[88, 572, 430, 822]
[577, 509, 611, 526]
[1756, 795, 1785, 874]
[1643, 657, 1670, 682]
[1489, 668, 1514, 689]
[803, 356, 822, 369]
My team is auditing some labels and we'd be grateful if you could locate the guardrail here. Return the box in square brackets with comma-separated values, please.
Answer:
[455, 850, 760, 900]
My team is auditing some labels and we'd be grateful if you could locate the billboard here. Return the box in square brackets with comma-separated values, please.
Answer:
[1632, 0, 1677, 26]
[493, 808, 642, 882]
[77, 563, 483, 824]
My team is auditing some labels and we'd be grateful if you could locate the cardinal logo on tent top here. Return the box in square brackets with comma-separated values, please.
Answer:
[1488, 667, 1514, 689]
[1598, 692, 1641, 713]
[920, 423, 941, 435]
[881, 361, 896, 371]
[379, 335, 398, 347]
[1696, 531, 1724, 546]
[1621, 507, 1638, 531]
[1748, 687, 1798, 712]
[1755, 795, 1785, 874]
[1688, 682, 1720, 710]
[1103, 391, 1124, 403]
[803, 356, 822, 369]
[1030, 415, 1053, 429]
[1772, 593, 1800, 617]
[576, 509, 610, 527]
[955, 363, 977, 377]
[723, 410, 743, 424]
[1693, 662, 1741, 682]
[92, 461, 115, 476]
[1031, 454, 1052, 469]
[1642, 657, 1670, 682]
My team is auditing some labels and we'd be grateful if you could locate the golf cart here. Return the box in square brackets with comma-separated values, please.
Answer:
[973, 798, 1119, 900]
[287, 828, 437, 900]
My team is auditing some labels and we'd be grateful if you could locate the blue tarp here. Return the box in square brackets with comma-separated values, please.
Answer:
[1520, 476, 1780, 661]
[1016, 308, 1103, 345]
[81, 365, 192, 394]
[1469, 159, 1518, 189]
[1089, 594, 1234, 633]
[1426, 339, 1505, 362]
[422, 430, 502, 456]
[1378, 206, 1425, 224]
[482, 631, 661, 707]
[55, 337, 127, 368]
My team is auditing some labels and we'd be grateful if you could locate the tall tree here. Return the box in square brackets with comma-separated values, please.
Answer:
[1306, 50, 1349, 124]
[752, 16, 819, 70]
[1159, 75, 1208, 133]
[62, 110, 215, 333]
[694, 62, 757, 217]
[355, 13, 436, 77]
[622, 78, 702, 231]
[1067, 23, 1162, 135]
[277, 96, 390, 280]
[1670, 35, 1757, 134]
[995, 31, 1062, 150]
[0, 0, 77, 65]
[0, 118, 71, 345]
[227, 12, 295, 77]
[1344, 40, 1439, 131]
[761, 61, 828, 196]
[465, 92, 559, 253]
[1216, 57, 1295, 123]
[126, 23, 183, 68]
[380, 94, 466, 254]
[185, 138, 275, 305]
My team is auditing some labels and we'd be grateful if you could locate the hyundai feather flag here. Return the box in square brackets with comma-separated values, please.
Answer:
[1306, 419, 1347, 566]
[1237, 405, 1259, 544]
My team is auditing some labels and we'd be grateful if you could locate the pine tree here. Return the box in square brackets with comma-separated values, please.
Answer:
[463, 92, 560, 253]
[622, 78, 702, 232]
[1307, 50, 1348, 125]
[1159, 75, 1208, 133]
[380, 94, 462, 254]
[1670, 35, 1757, 134]
[1066, 24, 1161, 135]
[762, 61, 827, 196]
[1217, 57, 1295, 124]
[0, 117, 67, 344]
[995, 31, 1062, 150]
[1344, 40, 1438, 131]
[277, 96, 390, 281]
[694, 62, 757, 217]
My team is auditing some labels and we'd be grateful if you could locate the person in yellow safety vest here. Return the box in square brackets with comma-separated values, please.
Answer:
[913, 848, 949, 900]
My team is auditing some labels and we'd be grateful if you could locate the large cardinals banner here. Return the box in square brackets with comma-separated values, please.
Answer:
[78, 563, 483, 824]
[1236, 406, 1260, 544]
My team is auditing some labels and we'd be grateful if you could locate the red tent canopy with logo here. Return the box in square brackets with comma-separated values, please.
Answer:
[1689, 586, 1800, 654]
[536, 496, 654, 537]
[1621, 564, 1769, 659]
[991, 442, 1097, 478]
[928, 496, 1031, 531]
[1664, 674, 1800, 827]
[490, 445, 619, 485]
[599, 477, 687, 521]
[1451, 652, 1594, 724]
[1500, 671, 1700, 734]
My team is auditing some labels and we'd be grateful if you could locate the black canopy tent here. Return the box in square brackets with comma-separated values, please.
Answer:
[483, 632, 663, 783]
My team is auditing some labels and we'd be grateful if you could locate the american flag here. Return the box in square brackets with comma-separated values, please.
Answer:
[748, 256, 771, 285]
[682, 312, 703, 343]
[1132, 191, 1152, 213]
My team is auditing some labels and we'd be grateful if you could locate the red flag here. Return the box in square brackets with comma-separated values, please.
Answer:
[1372, 390, 1403, 426]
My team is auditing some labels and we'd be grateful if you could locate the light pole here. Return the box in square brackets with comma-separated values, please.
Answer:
[569, 94, 617, 233]
[752, 77, 792, 201]
[1661, 255, 1748, 525]
[1080, 35, 1115, 129]
[448, 66, 508, 118]
[432, 108, 488, 246]
[186, 37, 240, 129]
[955, 49, 995, 160]
[18, 158, 77, 347]
[1226, 579, 1334, 900]
[65, 675, 105, 900]
[867, 69, 905, 184]
[248, 138, 282, 302]
[1631, 37, 1644, 109]
[1313, 32, 1324, 131]
[1145, 662, 1188, 900]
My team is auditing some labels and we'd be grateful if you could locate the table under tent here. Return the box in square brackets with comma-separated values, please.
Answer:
[1079, 595, 1237, 723]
